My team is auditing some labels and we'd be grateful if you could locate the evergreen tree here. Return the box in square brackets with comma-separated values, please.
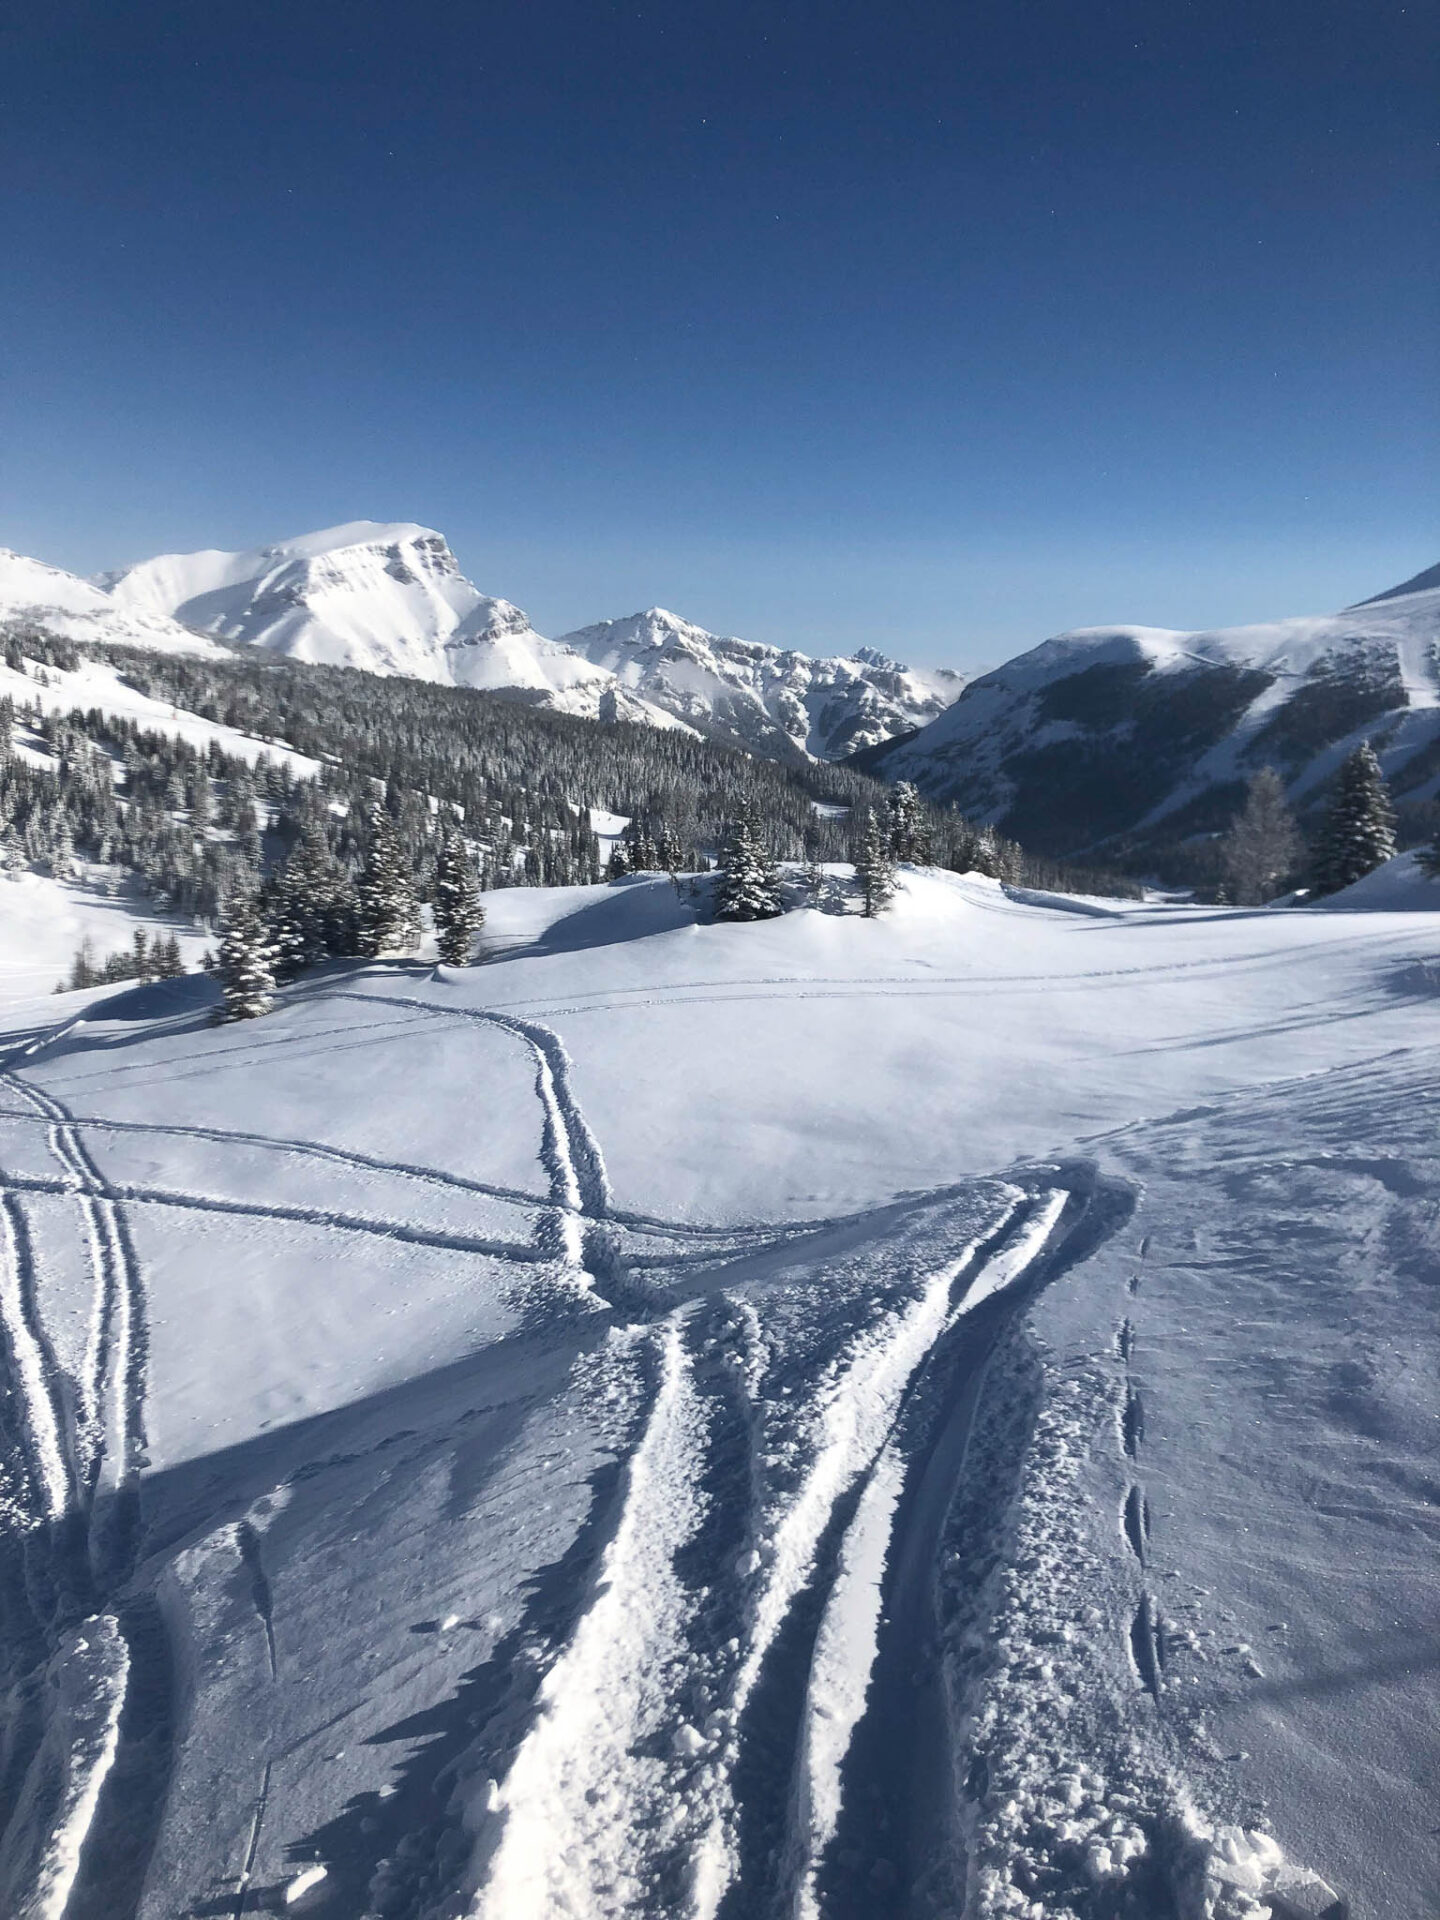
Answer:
[1221, 768, 1301, 905]
[887, 782, 932, 864]
[154, 933, 186, 978]
[217, 892, 276, 1020]
[801, 834, 827, 909]
[1311, 741, 1396, 896]
[715, 807, 783, 921]
[854, 807, 897, 916]
[607, 841, 631, 880]
[969, 825, 1005, 880]
[433, 823, 485, 965]
[270, 826, 357, 976]
[356, 799, 418, 956]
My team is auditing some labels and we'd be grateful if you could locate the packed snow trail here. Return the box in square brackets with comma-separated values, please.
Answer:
[9, 1618, 130, 1920]
[472, 1316, 710, 1918]
[3, 1073, 148, 1523]
[462, 1181, 1078, 1920]
[0, 1070, 158, 1920]
[0, 1192, 71, 1523]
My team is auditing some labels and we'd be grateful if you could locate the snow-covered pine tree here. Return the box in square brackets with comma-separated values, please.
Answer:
[853, 806, 897, 917]
[607, 841, 630, 880]
[969, 824, 1004, 880]
[658, 822, 684, 875]
[714, 807, 783, 921]
[154, 933, 185, 978]
[1311, 741, 1396, 896]
[217, 891, 276, 1020]
[887, 782, 931, 864]
[270, 826, 357, 976]
[356, 799, 417, 956]
[1221, 767, 1301, 904]
[433, 822, 485, 965]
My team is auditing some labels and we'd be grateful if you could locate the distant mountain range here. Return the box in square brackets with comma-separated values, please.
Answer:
[859, 563, 1440, 861]
[78, 521, 958, 762]
[8, 522, 1440, 862]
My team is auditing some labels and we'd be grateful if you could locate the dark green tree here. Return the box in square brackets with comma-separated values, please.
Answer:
[1311, 742, 1396, 897]
[433, 822, 485, 965]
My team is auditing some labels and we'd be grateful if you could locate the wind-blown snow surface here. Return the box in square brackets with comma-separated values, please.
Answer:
[0, 871, 1436, 1917]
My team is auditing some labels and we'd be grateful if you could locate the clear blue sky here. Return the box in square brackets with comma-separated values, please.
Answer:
[1, 1, 1436, 667]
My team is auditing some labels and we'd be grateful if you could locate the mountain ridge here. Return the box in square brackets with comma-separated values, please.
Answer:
[97, 521, 960, 760]
[860, 565, 1440, 869]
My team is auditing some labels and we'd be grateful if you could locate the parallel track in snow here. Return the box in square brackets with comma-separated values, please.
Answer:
[464, 1172, 1117, 1920]
[0, 1069, 155, 1920]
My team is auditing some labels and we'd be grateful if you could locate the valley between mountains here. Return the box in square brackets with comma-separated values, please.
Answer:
[1, 871, 1435, 1919]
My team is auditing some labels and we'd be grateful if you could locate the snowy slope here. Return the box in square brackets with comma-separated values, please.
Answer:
[0, 653, 320, 780]
[868, 569, 1440, 856]
[0, 871, 1436, 1917]
[556, 607, 963, 762]
[0, 550, 219, 658]
[0, 868, 212, 1002]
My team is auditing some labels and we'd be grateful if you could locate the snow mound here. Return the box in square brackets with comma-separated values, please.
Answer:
[1323, 847, 1440, 909]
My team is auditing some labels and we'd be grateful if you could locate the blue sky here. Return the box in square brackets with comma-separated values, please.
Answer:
[1, 0, 1435, 667]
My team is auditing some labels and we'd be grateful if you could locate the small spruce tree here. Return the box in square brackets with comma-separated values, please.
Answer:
[715, 807, 783, 921]
[1311, 741, 1396, 897]
[1221, 768, 1301, 905]
[154, 933, 186, 979]
[854, 807, 898, 917]
[433, 823, 485, 965]
[887, 782, 932, 865]
[217, 892, 276, 1020]
[356, 800, 418, 956]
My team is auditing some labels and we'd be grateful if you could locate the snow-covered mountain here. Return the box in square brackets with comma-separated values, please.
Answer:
[864, 566, 1440, 857]
[102, 520, 683, 730]
[100, 523, 961, 758]
[556, 606, 964, 762]
[0, 548, 219, 656]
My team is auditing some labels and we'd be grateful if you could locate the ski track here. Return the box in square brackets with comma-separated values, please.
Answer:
[690, 1205, 1043, 1920]
[788, 1188, 1065, 1918]
[472, 1315, 710, 1920]
[464, 1185, 1066, 1920]
[0, 980, 1102, 1918]
[19, 1617, 130, 1920]
[0, 1070, 153, 1920]
[332, 991, 612, 1218]
[0, 1190, 71, 1523]
[3, 1074, 144, 1498]
[789, 1440, 907, 1920]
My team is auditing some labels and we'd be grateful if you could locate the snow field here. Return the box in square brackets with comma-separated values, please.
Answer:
[0, 868, 1435, 1915]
